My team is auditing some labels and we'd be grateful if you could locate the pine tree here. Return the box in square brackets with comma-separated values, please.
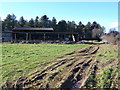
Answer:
[11, 14, 17, 29]
[34, 16, 39, 28]
[57, 20, 67, 32]
[18, 16, 26, 27]
[40, 15, 49, 28]
[67, 21, 76, 32]
[29, 18, 34, 27]
[51, 17, 57, 29]
[3, 14, 13, 30]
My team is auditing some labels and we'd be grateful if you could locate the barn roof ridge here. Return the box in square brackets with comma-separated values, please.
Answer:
[12, 28, 54, 31]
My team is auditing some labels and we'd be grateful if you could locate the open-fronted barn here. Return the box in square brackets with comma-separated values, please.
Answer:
[12, 28, 54, 41]
[11, 28, 79, 42]
[2, 28, 103, 43]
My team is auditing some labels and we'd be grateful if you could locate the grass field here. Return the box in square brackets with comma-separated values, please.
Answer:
[1, 44, 91, 87]
[1, 44, 119, 88]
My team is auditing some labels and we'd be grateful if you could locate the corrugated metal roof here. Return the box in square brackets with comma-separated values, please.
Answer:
[13, 28, 54, 31]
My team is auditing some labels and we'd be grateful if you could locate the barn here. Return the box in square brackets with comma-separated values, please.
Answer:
[11, 28, 79, 43]
[12, 28, 54, 41]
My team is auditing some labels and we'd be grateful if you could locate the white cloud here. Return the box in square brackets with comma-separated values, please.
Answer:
[110, 22, 118, 28]
[109, 22, 120, 31]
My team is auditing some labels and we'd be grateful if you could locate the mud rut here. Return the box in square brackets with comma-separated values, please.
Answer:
[7, 46, 103, 88]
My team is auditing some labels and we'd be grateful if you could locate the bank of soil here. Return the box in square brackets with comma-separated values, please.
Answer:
[5, 45, 119, 89]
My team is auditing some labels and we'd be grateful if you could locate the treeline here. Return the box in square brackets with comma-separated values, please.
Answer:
[2, 14, 105, 39]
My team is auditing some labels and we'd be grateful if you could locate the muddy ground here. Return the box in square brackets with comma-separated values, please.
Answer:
[5, 45, 119, 89]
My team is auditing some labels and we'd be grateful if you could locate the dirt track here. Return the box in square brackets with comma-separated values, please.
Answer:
[6, 45, 118, 89]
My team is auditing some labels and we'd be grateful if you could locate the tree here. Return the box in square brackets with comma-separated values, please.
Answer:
[29, 18, 34, 27]
[48, 20, 52, 28]
[40, 15, 49, 28]
[23, 20, 29, 28]
[67, 21, 72, 32]
[18, 16, 26, 27]
[85, 22, 92, 31]
[78, 21, 82, 26]
[76, 21, 85, 39]
[11, 14, 17, 29]
[84, 22, 92, 38]
[51, 17, 57, 29]
[34, 16, 39, 28]
[57, 20, 67, 32]
[91, 21, 98, 29]
[3, 14, 13, 30]
[91, 21, 104, 39]
[2, 21, 5, 31]
[67, 21, 76, 32]
[77, 21, 85, 33]
[3, 14, 18, 30]
[0, 18, 2, 31]
[92, 28, 103, 39]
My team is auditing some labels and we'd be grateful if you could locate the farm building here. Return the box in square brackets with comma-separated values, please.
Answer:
[12, 28, 54, 41]
[2, 28, 103, 43]
[2, 28, 79, 43]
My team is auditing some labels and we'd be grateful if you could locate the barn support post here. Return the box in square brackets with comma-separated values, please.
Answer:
[15, 33, 17, 41]
[58, 34, 59, 38]
[26, 33, 28, 41]
[59, 34, 61, 41]
[44, 33, 46, 41]
[60, 34, 62, 41]
[29, 33, 31, 40]
[11, 33, 13, 42]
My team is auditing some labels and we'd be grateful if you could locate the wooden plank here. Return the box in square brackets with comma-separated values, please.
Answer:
[72, 34, 75, 42]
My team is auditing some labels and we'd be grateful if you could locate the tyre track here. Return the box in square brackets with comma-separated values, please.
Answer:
[9, 46, 100, 89]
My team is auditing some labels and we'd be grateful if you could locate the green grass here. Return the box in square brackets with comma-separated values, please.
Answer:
[1, 43, 90, 86]
[85, 44, 118, 88]
[96, 44, 118, 61]
[97, 67, 118, 88]
[95, 44, 118, 88]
